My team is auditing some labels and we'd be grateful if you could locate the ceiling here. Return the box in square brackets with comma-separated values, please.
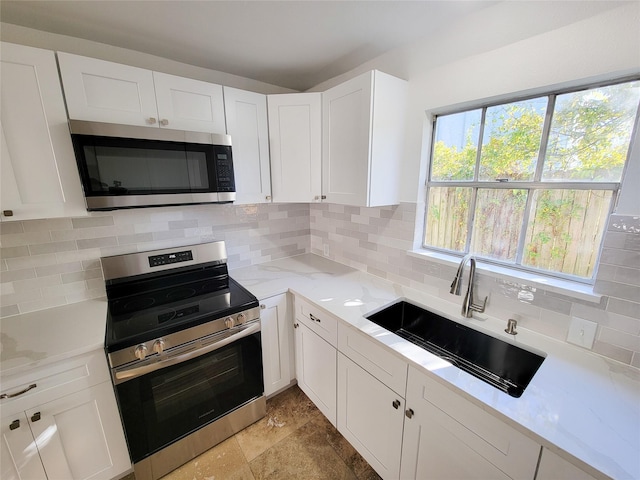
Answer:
[0, 1, 495, 91]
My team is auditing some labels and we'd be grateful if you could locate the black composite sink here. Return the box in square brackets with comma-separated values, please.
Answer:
[366, 301, 545, 398]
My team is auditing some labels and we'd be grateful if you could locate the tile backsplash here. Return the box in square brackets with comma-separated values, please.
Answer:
[310, 204, 640, 369]
[0, 203, 309, 316]
[2, 201, 638, 369]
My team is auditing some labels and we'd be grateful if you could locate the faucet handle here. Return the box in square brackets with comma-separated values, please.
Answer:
[470, 296, 488, 313]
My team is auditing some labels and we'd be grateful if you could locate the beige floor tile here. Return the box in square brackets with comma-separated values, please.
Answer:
[160, 436, 255, 480]
[235, 385, 321, 462]
[249, 420, 357, 480]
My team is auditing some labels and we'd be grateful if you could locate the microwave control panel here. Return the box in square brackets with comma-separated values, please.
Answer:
[214, 146, 235, 192]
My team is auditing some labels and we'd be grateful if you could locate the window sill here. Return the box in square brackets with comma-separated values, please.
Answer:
[407, 249, 603, 304]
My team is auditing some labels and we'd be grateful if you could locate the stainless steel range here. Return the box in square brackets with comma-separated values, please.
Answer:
[102, 241, 265, 480]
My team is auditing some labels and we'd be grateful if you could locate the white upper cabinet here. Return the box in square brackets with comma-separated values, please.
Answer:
[268, 93, 322, 203]
[322, 70, 407, 207]
[0, 43, 86, 221]
[223, 86, 271, 204]
[152, 71, 225, 133]
[57, 52, 225, 133]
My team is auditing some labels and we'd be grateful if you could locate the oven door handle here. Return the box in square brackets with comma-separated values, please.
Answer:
[114, 321, 260, 383]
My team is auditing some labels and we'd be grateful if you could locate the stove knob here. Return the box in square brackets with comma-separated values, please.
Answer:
[237, 313, 246, 324]
[153, 339, 166, 354]
[134, 344, 148, 360]
[225, 316, 236, 329]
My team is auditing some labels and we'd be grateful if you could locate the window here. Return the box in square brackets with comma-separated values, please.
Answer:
[424, 79, 640, 283]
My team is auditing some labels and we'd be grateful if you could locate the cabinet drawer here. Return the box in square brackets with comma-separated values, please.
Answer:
[0, 350, 110, 417]
[407, 366, 540, 480]
[338, 323, 408, 397]
[294, 296, 338, 347]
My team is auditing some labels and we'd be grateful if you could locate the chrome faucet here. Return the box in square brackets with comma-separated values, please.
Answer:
[450, 255, 487, 318]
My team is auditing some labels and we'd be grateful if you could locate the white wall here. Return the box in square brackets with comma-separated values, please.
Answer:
[310, 2, 640, 208]
[0, 23, 296, 95]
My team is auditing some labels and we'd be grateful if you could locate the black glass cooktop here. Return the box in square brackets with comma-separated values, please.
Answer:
[104, 269, 258, 352]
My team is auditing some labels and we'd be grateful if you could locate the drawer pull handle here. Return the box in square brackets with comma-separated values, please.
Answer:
[294, 323, 299, 329]
[31, 412, 41, 422]
[1, 383, 37, 399]
[309, 314, 321, 323]
[405, 408, 414, 419]
[392, 399, 401, 409]
[9, 419, 20, 430]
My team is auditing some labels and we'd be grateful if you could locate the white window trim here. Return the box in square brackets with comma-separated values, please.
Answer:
[407, 248, 602, 303]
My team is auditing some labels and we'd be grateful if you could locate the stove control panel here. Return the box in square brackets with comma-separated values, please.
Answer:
[148, 250, 193, 267]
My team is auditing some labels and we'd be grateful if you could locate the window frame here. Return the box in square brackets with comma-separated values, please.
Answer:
[423, 76, 640, 285]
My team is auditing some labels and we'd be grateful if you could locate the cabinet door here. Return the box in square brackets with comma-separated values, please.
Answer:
[261, 294, 295, 397]
[268, 93, 322, 203]
[322, 71, 373, 206]
[294, 322, 337, 426]
[337, 354, 403, 480]
[536, 448, 599, 480]
[223, 87, 271, 204]
[0, 43, 86, 221]
[57, 51, 158, 127]
[1, 412, 47, 480]
[400, 366, 539, 480]
[153, 72, 225, 133]
[26, 381, 131, 480]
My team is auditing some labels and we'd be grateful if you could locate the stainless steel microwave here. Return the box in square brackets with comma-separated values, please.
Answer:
[69, 120, 235, 211]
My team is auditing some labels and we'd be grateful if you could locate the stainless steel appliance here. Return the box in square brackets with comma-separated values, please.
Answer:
[102, 241, 264, 480]
[70, 120, 236, 210]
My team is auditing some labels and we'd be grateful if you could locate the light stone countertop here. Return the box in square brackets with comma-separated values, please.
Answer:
[1, 254, 637, 479]
[230, 254, 640, 480]
[0, 298, 107, 377]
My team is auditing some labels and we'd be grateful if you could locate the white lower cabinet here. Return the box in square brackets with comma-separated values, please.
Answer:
[260, 293, 295, 397]
[0, 350, 130, 480]
[400, 366, 540, 480]
[536, 448, 599, 480]
[337, 353, 404, 479]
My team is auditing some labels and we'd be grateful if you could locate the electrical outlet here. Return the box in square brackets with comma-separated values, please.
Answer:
[323, 244, 330, 257]
[567, 317, 597, 349]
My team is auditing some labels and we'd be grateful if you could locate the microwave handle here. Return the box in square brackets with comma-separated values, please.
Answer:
[113, 321, 260, 384]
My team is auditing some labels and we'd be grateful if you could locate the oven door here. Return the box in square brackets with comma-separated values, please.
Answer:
[112, 323, 263, 464]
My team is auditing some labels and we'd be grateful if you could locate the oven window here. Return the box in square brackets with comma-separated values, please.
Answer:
[115, 332, 263, 463]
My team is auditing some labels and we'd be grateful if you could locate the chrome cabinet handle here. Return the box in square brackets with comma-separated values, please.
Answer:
[405, 408, 414, 419]
[392, 399, 401, 409]
[309, 314, 321, 323]
[9, 419, 20, 430]
[1, 383, 37, 399]
[160, 119, 169, 126]
[2, 210, 13, 217]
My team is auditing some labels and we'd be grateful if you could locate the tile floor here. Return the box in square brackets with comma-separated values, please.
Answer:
[122, 385, 381, 480]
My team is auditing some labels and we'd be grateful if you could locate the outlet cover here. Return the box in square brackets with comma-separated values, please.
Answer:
[567, 317, 597, 349]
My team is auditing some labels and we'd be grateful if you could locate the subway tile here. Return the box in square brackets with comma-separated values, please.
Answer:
[1, 231, 51, 248]
[72, 216, 115, 229]
[13, 275, 62, 293]
[0, 222, 24, 235]
[1, 304, 19, 317]
[1, 260, 6, 272]
[117, 233, 154, 245]
[22, 218, 73, 232]
[77, 237, 118, 250]
[613, 266, 640, 286]
[86, 278, 106, 291]
[169, 219, 198, 230]
[36, 262, 83, 277]
[594, 279, 640, 301]
[571, 303, 640, 335]
[632, 353, 640, 369]
[0, 283, 15, 296]
[599, 248, 640, 268]
[66, 288, 106, 303]
[82, 259, 101, 270]
[29, 240, 77, 256]
[1, 268, 36, 283]
[591, 340, 633, 364]
[598, 327, 640, 352]
[62, 269, 102, 284]
[608, 215, 640, 234]
[6, 253, 57, 271]
[1, 246, 30, 259]
[625, 234, 640, 252]
[607, 298, 640, 319]
[56, 248, 102, 264]
[42, 281, 87, 299]
[1, 289, 42, 307]
[602, 231, 627, 249]
[134, 222, 170, 234]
